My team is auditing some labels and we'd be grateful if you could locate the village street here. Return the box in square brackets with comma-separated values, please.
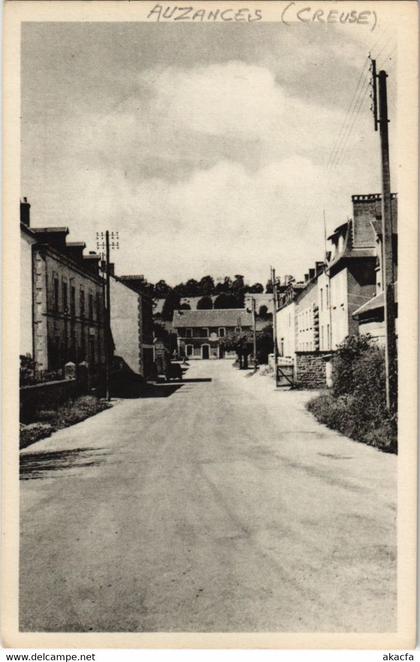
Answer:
[20, 361, 397, 633]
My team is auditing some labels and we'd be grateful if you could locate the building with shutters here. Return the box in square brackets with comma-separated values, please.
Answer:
[173, 308, 253, 360]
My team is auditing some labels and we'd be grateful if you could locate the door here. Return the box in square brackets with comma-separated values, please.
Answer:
[201, 344, 210, 359]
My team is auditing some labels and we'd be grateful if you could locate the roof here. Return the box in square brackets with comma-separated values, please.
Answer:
[173, 308, 253, 328]
[353, 283, 398, 318]
[31, 227, 69, 234]
[327, 221, 349, 241]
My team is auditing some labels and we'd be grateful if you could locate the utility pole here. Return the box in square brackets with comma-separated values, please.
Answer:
[271, 266, 279, 386]
[251, 297, 257, 370]
[96, 230, 119, 401]
[370, 58, 397, 412]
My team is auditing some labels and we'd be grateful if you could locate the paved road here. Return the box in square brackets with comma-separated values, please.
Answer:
[20, 361, 396, 632]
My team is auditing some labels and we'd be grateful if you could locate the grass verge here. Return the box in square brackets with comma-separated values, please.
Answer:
[20, 396, 112, 448]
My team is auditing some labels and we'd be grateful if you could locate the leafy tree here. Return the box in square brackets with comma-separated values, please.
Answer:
[154, 279, 171, 297]
[248, 282, 264, 293]
[214, 293, 241, 309]
[197, 296, 213, 310]
[215, 276, 233, 293]
[256, 324, 274, 363]
[199, 275, 215, 295]
[153, 322, 178, 353]
[161, 291, 181, 321]
[184, 278, 201, 297]
[265, 279, 273, 293]
[258, 304, 269, 319]
[220, 331, 252, 369]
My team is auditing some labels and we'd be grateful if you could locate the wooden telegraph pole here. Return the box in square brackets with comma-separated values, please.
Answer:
[252, 297, 257, 370]
[97, 230, 119, 402]
[271, 266, 279, 386]
[370, 58, 397, 412]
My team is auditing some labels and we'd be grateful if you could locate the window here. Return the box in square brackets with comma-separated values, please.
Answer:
[185, 328, 192, 338]
[202, 328, 209, 338]
[235, 326, 240, 333]
[89, 293, 94, 321]
[96, 293, 101, 323]
[80, 288, 85, 318]
[62, 280, 68, 313]
[186, 344, 193, 357]
[70, 286, 76, 317]
[218, 327, 225, 338]
[53, 276, 59, 312]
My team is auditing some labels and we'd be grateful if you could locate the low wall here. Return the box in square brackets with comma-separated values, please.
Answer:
[295, 351, 332, 389]
[20, 379, 78, 423]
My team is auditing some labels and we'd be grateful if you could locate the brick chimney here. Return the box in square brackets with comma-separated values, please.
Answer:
[351, 194, 383, 248]
[20, 197, 31, 227]
[308, 268, 315, 281]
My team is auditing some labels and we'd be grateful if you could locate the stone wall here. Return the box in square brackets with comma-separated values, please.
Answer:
[295, 351, 332, 389]
[20, 378, 78, 423]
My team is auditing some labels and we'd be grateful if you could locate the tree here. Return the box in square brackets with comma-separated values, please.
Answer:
[214, 293, 241, 309]
[265, 279, 273, 293]
[161, 291, 181, 321]
[153, 322, 178, 353]
[154, 279, 171, 298]
[220, 330, 253, 369]
[184, 278, 201, 297]
[197, 296, 213, 310]
[248, 282, 264, 293]
[232, 274, 245, 307]
[215, 276, 233, 293]
[199, 275, 215, 295]
[256, 324, 274, 363]
[258, 304, 269, 319]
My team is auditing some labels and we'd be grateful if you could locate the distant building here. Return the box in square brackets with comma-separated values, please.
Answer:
[173, 308, 252, 359]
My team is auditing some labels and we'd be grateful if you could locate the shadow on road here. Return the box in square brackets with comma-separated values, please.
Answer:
[140, 383, 184, 398]
[20, 447, 109, 481]
[179, 378, 212, 383]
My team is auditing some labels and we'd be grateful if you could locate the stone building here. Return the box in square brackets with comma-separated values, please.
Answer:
[274, 193, 394, 387]
[173, 308, 252, 360]
[20, 199, 106, 379]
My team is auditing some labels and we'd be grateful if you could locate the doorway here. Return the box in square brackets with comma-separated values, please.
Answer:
[201, 344, 210, 359]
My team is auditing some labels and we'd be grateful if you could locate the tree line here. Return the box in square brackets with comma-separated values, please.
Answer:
[133, 274, 273, 299]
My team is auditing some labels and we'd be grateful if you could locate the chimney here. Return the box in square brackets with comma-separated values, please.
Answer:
[83, 252, 101, 277]
[351, 194, 382, 248]
[308, 268, 315, 281]
[20, 197, 31, 227]
[315, 261, 324, 275]
[304, 273, 309, 283]
[66, 241, 86, 264]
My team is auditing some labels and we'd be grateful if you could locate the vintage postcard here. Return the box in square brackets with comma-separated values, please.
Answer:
[2, 0, 418, 650]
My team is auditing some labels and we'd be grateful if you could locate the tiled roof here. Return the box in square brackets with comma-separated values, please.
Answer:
[173, 308, 252, 328]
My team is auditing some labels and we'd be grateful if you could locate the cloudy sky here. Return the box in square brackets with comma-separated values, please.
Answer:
[21, 20, 397, 284]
